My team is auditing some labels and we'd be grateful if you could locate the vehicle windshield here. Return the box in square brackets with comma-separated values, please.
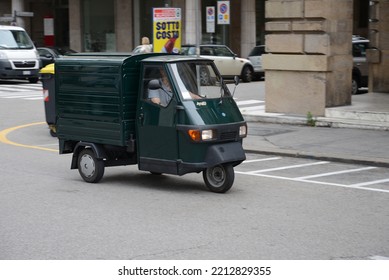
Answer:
[352, 42, 369, 57]
[170, 61, 231, 100]
[249, 46, 265, 56]
[180, 46, 196, 55]
[0, 30, 34, 49]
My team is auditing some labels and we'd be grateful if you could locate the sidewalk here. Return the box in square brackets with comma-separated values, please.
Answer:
[242, 92, 389, 167]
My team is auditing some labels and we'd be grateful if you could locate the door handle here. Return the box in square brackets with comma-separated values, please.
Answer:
[138, 113, 144, 125]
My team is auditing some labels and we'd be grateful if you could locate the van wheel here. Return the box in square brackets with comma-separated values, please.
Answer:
[203, 164, 234, 193]
[77, 148, 105, 183]
[241, 66, 253, 83]
[352, 75, 360, 95]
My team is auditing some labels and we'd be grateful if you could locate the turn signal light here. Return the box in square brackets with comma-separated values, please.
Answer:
[188, 129, 214, 141]
[188, 130, 201, 141]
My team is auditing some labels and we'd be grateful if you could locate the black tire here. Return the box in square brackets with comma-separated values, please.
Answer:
[77, 148, 105, 183]
[49, 129, 57, 137]
[49, 126, 57, 137]
[241, 66, 253, 83]
[352, 75, 360, 95]
[203, 164, 234, 193]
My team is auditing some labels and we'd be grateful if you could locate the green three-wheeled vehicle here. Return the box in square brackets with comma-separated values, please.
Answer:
[55, 53, 247, 193]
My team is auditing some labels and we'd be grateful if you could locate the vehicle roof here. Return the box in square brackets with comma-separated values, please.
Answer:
[56, 53, 211, 65]
[0, 25, 26, 31]
[182, 44, 229, 47]
[352, 35, 369, 42]
[142, 54, 211, 62]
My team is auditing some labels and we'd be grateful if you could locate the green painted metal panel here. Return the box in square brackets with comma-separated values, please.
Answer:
[56, 55, 136, 146]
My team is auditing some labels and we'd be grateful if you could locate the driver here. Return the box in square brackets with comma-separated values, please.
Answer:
[148, 68, 173, 106]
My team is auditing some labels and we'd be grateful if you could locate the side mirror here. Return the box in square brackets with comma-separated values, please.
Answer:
[148, 79, 161, 90]
[234, 76, 240, 85]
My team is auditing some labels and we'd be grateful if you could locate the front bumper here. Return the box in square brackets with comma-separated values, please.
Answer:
[0, 60, 40, 79]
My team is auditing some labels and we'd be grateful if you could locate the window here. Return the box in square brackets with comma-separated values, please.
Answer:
[82, 0, 115, 52]
[143, 65, 173, 107]
[353, 42, 368, 58]
[0, 30, 34, 49]
[170, 62, 230, 100]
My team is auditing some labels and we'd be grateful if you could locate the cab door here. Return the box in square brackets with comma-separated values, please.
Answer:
[136, 65, 179, 174]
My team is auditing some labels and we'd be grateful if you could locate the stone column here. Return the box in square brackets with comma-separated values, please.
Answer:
[116, 0, 133, 52]
[184, 0, 199, 44]
[68, 0, 82, 51]
[12, 0, 25, 28]
[263, 0, 353, 116]
[367, 0, 389, 93]
[240, 0, 256, 57]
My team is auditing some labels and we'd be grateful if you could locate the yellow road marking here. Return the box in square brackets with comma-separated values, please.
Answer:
[0, 122, 58, 152]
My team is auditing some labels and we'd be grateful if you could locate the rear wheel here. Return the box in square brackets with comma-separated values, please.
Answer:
[203, 164, 234, 193]
[77, 148, 105, 183]
[241, 66, 253, 83]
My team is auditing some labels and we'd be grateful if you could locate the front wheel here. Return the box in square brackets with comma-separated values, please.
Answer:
[203, 164, 234, 193]
[241, 66, 253, 83]
[77, 148, 105, 183]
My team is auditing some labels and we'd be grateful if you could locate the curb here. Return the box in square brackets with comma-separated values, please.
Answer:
[243, 148, 389, 168]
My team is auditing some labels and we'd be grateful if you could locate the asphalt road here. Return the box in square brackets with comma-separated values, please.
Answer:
[1, 81, 388, 260]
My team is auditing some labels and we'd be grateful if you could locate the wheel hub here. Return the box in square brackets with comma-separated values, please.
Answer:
[79, 154, 95, 178]
[210, 166, 225, 185]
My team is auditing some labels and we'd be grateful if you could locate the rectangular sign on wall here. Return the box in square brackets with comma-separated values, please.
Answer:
[153, 8, 181, 53]
[217, 1, 230, 25]
[44, 17, 54, 46]
[206, 6, 215, 33]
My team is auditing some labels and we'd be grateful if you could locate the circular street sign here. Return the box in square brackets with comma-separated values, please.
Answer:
[220, 3, 228, 14]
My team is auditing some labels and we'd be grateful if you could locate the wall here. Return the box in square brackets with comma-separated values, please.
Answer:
[368, 0, 389, 93]
[263, 0, 353, 116]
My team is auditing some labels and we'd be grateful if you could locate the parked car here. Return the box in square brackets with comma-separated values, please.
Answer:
[37, 47, 77, 68]
[131, 44, 153, 54]
[352, 36, 369, 95]
[247, 45, 266, 79]
[181, 44, 254, 82]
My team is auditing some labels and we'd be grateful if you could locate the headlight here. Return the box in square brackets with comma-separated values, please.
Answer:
[188, 129, 215, 141]
[0, 51, 8, 59]
[239, 125, 247, 137]
[201, 129, 214, 140]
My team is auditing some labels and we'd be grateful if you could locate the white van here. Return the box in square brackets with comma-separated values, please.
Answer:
[0, 25, 40, 83]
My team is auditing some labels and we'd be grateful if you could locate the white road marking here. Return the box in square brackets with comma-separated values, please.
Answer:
[295, 166, 377, 180]
[243, 157, 281, 164]
[349, 178, 389, 188]
[236, 171, 389, 193]
[247, 161, 329, 174]
[3, 94, 41, 99]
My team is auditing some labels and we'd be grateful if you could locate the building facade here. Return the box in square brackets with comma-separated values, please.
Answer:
[1, 0, 387, 117]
